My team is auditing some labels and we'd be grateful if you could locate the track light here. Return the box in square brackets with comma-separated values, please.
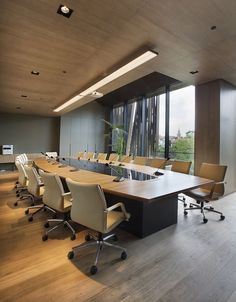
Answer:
[54, 50, 158, 112]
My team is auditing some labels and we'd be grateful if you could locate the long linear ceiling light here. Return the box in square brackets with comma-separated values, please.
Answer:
[54, 50, 157, 112]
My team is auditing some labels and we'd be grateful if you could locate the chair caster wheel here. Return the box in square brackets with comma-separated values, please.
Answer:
[52, 213, 57, 219]
[113, 234, 118, 241]
[184, 203, 187, 207]
[71, 234, 76, 241]
[85, 234, 91, 241]
[28, 216, 33, 222]
[43, 207, 47, 212]
[14, 202, 18, 207]
[25, 209, 29, 215]
[203, 218, 208, 223]
[67, 251, 74, 259]
[189, 204, 193, 208]
[20, 196, 24, 200]
[184, 211, 188, 216]
[220, 215, 225, 221]
[90, 265, 98, 275]
[42, 234, 48, 241]
[14, 185, 17, 189]
[44, 222, 49, 228]
[121, 251, 127, 260]
[30, 203, 34, 207]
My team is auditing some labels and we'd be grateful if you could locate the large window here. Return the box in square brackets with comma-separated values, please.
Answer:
[169, 86, 195, 164]
[111, 85, 195, 168]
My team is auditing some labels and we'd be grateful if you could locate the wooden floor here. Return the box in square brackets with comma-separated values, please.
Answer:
[1, 172, 236, 302]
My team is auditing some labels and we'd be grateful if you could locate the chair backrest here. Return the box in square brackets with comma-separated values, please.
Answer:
[198, 163, 227, 197]
[77, 151, 84, 159]
[24, 166, 43, 197]
[86, 152, 94, 160]
[108, 153, 119, 161]
[120, 155, 132, 163]
[40, 172, 66, 212]
[15, 162, 28, 186]
[97, 153, 107, 160]
[133, 156, 147, 165]
[170, 160, 192, 174]
[67, 179, 107, 233]
[147, 157, 167, 169]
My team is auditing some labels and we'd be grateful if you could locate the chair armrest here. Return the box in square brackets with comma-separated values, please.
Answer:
[211, 181, 225, 198]
[62, 192, 73, 202]
[62, 192, 72, 197]
[106, 202, 130, 220]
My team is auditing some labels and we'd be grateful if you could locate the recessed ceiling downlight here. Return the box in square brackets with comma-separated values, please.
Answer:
[57, 4, 73, 18]
[61, 5, 69, 14]
[31, 70, 40, 75]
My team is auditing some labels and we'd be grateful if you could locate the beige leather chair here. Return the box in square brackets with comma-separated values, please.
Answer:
[85, 152, 95, 160]
[147, 157, 167, 169]
[133, 156, 147, 165]
[120, 155, 132, 163]
[77, 151, 84, 159]
[108, 153, 119, 162]
[97, 152, 107, 161]
[14, 162, 32, 206]
[24, 166, 56, 222]
[40, 172, 76, 241]
[170, 160, 192, 207]
[184, 163, 227, 223]
[66, 178, 130, 275]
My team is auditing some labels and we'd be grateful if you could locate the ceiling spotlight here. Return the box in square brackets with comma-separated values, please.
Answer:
[31, 70, 40, 75]
[190, 70, 199, 74]
[61, 5, 69, 14]
[57, 4, 73, 18]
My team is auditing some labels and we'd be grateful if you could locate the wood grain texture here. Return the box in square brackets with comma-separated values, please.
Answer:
[1, 172, 236, 301]
[1, 0, 236, 115]
[34, 158, 212, 202]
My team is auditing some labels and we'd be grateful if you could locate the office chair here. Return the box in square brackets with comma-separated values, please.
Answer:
[120, 155, 132, 163]
[77, 151, 84, 159]
[170, 160, 192, 207]
[147, 157, 167, 169]
[24, 166, 56, 222]
[14, 162, 33, 206]
[40, 172, 76, 241]
[97, 153, 107, 161]
[85, 152, 94, 160]
[133, 156, 147, 165]
[184, 163, 227, 223]
[66, 178, 130, 275]
[108, 153, 119, 162]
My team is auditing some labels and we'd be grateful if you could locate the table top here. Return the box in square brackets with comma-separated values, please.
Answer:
[34, 157, 213, 203]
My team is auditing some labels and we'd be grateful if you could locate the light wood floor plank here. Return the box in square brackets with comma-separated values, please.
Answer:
[0, 172, 236, 302]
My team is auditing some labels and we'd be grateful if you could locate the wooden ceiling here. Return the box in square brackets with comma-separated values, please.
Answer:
[1, 0, 236, 116]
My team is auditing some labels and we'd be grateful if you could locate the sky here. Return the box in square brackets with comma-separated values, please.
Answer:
[159, 85, 195, 136]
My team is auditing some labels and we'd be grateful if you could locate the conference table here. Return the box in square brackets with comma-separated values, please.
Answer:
[34, 157, 212, 238]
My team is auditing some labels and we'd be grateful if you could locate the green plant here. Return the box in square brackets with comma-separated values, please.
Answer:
[102, 119, 127, 156]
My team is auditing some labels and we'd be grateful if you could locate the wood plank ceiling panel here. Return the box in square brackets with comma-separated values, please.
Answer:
[0, 0, 236, 116]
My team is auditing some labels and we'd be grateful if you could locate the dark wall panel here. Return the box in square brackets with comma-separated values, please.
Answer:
[0, 113, 60, 154]
[195, 80, 220, 173]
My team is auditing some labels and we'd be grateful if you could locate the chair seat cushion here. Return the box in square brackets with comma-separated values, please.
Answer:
[187, 188, 211, 198]
[106, 211, 126, 233]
